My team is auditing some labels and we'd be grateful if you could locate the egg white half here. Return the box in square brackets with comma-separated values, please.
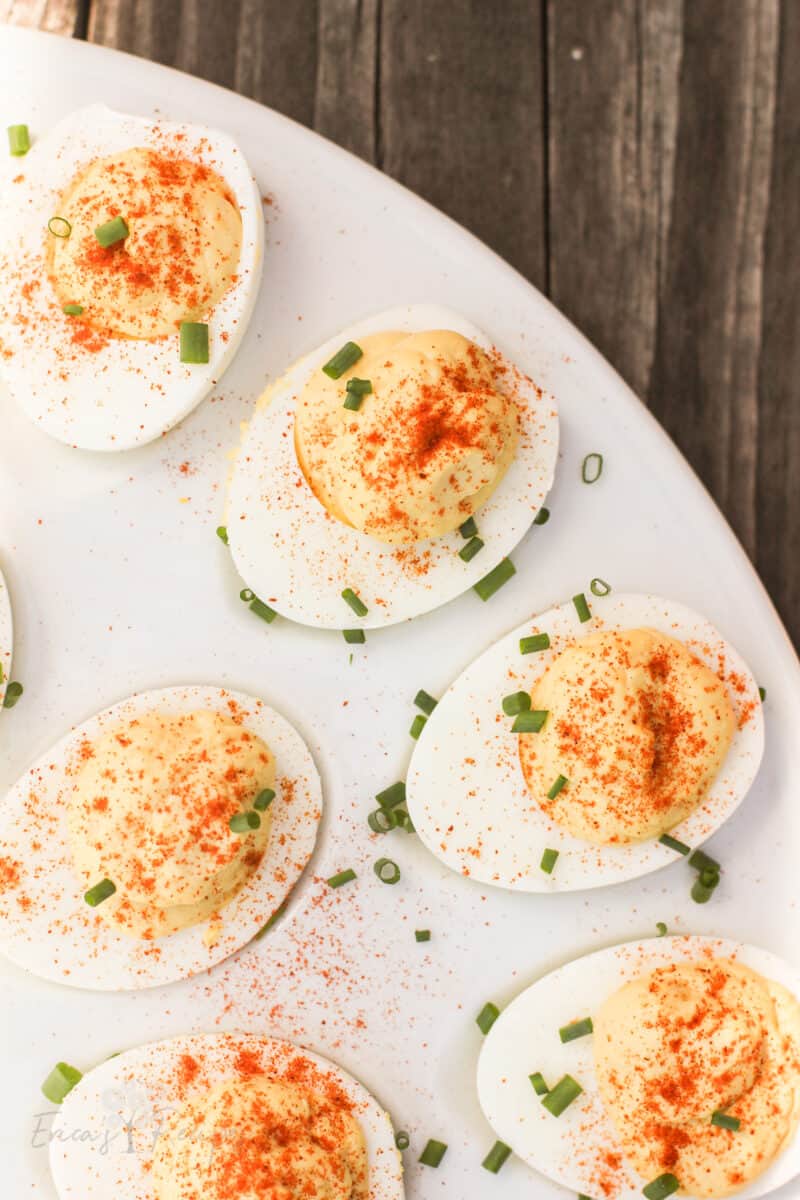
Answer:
[405, 592, 764, 891]
[49, 1031, 404, 1200]
[0, 565, 12, 710]
[477, 936, 800, 1200]
[0, 104, 264, 450]
[227, 304, 559, 628]
[0, 685, 322, 990]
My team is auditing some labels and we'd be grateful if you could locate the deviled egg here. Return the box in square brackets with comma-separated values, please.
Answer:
[477, 936, 800, 1200]
[0, 685, 321, 989]
[227, 304, 558, 628]
[405, 592, 763, 890]
[48, 1032, 404, 1200]
[0, 104, 263, 449]
[0, 564, 12, 709]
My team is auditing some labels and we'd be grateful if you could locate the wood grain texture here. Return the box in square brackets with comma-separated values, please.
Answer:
[1, 0, 83, 35]
[314, 0, 379, 162]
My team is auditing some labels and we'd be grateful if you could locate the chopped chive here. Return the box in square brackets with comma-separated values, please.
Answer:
[656, 921, 668, 936]
[374, 857, 401, 884]
[62, 304, 84, 315]
[502, 690, 531, 716]
[415, 929, 431, 943]
[240, 588, 255, 602]
[590, 577, 611, 596]
[482, 1140, 512, 1173]
[253, 788, 275, 812]
[533, 506, 550, 525]
[659, 833, 691, 855]
[476, 1002, 501, 1035]
[459, 535, 485, 562]
[691, 866, 720, 904]
[581, 452, 604, 484]
[255, 898, 289, 939]
[541, 1074, 582, 1116]
[410, 714, 427, 740]
[758, 686, 766, 702]
[711, 1110, 740, 1131]
[8, 124, 30, 156]
[419, 1138, 447, 1168]
[688, 849, 720, 873]
[559, 1017, 594, 1043]
[343, 628, 366, 644]
[529, 1071, 549, 1095]
[395, 1130, 410, 1150]
[322, 340, 363, 379]
[180, 321, 209, 364]
[216, 525, 229, 544]
[459, 516, 478, 539]
[368, 807, 398, 833]
[229, 811, 261, 832]
[341, 587, 368, 616]
[41, 1062, 82, 1105]
[84, 879, 116, 907]
[572, 592, 591, 623]
[474, 557, 516, 601]
[3, 681, 23, 708]
[512, 709, 548, 733]
[343, 391, 364, 411]
[327, 868, 356, 889]
[414, 689, 438, 715]
[520, 632, 550, 654]
[547, 774, 568, 800]
[540, 848, 559, 874]
[376, 781, 406, 810]
[643, 1174, 680, 1200]
[47, 216, 71, 238]
[94, 215, 129, 247]
[396, 809, 415, 833]
[249, 597, 277, 624]
[346, 377, 372, 396]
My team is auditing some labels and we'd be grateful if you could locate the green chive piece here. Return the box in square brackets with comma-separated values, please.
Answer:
[711, 1110, 741, 1131]
[41, 1062, 82, 1105]
[559, 1017, 594, 1043]
[368, 807, 398, 834]
[396, 809, 415, 833]
[520, 632, 550, 654]
[474, 557, 516, 601]
[342, 587, 368, 616]
[759, 686, 766, 702]
[419, 1139, 448, 1168]
[343, 391, 363, 411]
[533, 506, 550, 525]
[643, 1174, 680, 1200]
[529, 1071, 549, 1096]
[47, 216, 71, 239]
[688, 849, 720, 873]
[253, 788, 275, 812]
[512, 709, 548, 733]
[476, 1002, 501, 1035]
[216, 525, 229, 544]
[502, 690, 531, 717]
[62, 304, 84, 315]
[541, 1074, 582, 1117]
[3, 681, 23, 708]
[240, 588, 255, 602]
[229, 811, 261, 833]
[249, 596, 277, 624]
[573, 592, 591, 623]
[94, 215, 129, 247]
[395, 1130, 410, 1150]
[656, 921, 668, 936]
[459, 516, 478, 539]
[659, 833, 691, 855]
[327, 868, 357, 889]
[343, 629, 366, 644]
[540, 848, 559, 874]
[374, 857, 401, 884]
[346, 377, 372, 396]
[691, 866, 720, 904]
[581, 452, 604, 484]
[410, 714, 427, 740]
[84, 879, 116, 907]
[414, 689, 438, 715]
[415, 929, 431, 942]
[255, 899, 288, 938]
[8, 124, 30, 156]
[376, 781, 406, 810]
[180, 321, 210, 364]
[590, 577, 611, 596]
[482, 1140, 512, 1174]
[547, 774, 568, 800]
[322, 341, 363, 379]
[459, 535, 485, 562]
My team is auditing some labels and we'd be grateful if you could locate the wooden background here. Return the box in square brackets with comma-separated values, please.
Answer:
[4, 1, 799, 643]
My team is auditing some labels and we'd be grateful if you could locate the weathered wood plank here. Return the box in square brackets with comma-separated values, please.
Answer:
[756, 0, 800, 645]
[314, 0, 379, 162]
[0, 0, 83, 35]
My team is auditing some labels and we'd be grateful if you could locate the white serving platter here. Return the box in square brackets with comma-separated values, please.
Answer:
[1, 24, 799, 1200]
